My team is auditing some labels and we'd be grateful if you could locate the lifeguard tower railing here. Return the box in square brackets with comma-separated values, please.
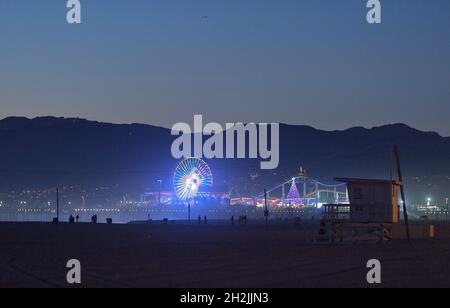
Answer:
[323, 204, 351, 222]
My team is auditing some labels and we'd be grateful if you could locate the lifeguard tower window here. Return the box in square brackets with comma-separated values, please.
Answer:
[354, 188, 363, 200]
[335, 178, 400, 224]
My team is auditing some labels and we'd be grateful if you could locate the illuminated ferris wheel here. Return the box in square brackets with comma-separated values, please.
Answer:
[173, 158, 213, 201]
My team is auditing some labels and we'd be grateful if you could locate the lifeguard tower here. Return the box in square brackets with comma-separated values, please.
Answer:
[319, 178, 401, 243]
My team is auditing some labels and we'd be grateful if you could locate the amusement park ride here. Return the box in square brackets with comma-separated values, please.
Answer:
[142, 158, 349, 209]
[238, 166, 350, 208]
[142, 158, 228, 206]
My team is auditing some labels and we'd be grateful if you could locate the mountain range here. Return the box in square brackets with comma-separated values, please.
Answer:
[0, 116, 449, 202]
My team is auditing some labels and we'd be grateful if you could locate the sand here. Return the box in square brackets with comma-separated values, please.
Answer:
[0, 222, 448, 288]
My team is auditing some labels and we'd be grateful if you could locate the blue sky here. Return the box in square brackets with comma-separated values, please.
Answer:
[1, 0, 449, 135]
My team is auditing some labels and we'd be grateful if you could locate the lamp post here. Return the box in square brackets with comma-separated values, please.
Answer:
[56, 187, 60, 223]
[157, 180, 163, 206]
[446, 198, 448, 224]
[188, 202, 191, 223]
[289, 201, 292, 221]
[264, 189, 269, 226]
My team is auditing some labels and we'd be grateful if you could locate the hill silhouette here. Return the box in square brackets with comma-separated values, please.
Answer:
[0, 117, 449, 202]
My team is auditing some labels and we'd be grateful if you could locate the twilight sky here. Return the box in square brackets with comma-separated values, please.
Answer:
[0, 0, 449, 135]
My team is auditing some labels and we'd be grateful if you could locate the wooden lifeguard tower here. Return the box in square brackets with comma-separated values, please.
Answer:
[317, 146, 410, 243]
[336, 178, 400, 224]
[319, 178, 401, 243]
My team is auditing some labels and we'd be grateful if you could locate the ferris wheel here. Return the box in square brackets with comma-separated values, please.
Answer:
[173, 158, 213, 200]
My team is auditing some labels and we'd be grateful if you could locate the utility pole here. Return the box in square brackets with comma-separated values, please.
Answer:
[157, 180, 162, 206]
[315, 181, 319, 208]
[264, 189, 269, 226]
[56, 187, 60, 223]
[446, 198, 448, 224]
[188, 202, 191, 223]
[394, 146, 410, 241]
[289, 201, 292, 221]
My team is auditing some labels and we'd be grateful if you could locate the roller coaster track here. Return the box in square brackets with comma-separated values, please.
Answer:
[248, 173, 349, 207]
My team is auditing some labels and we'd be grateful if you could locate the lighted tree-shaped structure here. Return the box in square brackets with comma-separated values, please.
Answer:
[285, 178, 301, 205]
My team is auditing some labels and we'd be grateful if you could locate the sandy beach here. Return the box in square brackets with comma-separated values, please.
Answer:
[0, 221, 448, 288]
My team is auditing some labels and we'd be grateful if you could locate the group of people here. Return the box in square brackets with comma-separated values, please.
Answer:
[229, 215, 248, 225]
[91, 214, 98, 224]
[68, 214, 80, 224]
[68, 214, 98, 224]
[198, 216, 208, 224]
[195, 215, 249, 225]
